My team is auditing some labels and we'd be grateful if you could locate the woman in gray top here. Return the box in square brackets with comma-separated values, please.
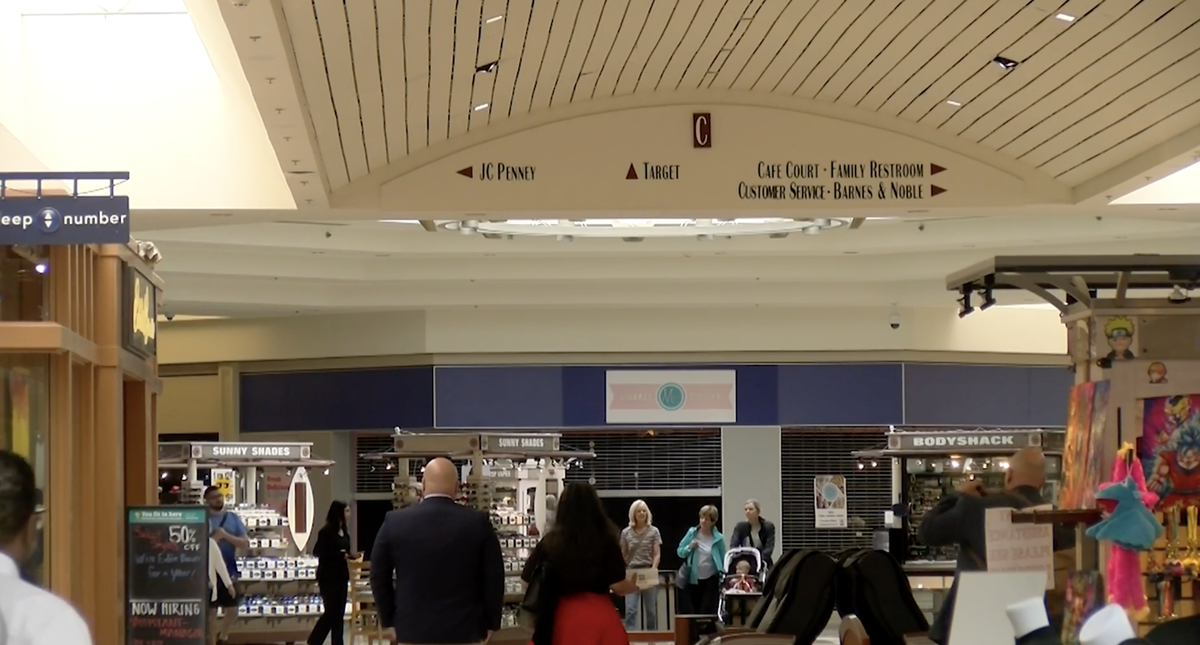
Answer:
[619, 499, 662, 630]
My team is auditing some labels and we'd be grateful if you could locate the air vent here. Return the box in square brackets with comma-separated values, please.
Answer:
[273, 221, 350, 227]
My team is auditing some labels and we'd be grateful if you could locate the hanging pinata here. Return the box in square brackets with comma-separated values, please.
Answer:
[1086, 443, 1163, 621]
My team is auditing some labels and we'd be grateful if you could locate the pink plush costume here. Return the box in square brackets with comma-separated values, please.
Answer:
[1105, 446, 1158, 619]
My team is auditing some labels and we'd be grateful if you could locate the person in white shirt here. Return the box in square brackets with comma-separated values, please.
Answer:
[0, 450, 92, 645]
[208, 538, 235, 645]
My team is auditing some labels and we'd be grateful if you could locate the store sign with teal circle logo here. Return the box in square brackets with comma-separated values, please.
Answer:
[0, 196, 131, 244]
[606, 370, 736, 423]
[656, 383, 686, 410]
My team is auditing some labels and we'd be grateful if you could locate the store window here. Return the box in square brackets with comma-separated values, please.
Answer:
[0, 354, 50, 583]
[0, 246, 51, 321]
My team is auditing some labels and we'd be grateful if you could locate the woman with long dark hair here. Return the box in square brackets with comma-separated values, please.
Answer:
[307, 501, 356, 645]
[521, 483, 638, 645]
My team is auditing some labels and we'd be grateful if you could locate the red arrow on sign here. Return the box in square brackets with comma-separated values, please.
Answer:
[931, 185, 947, 197]
[931, 164, 946, 175]
[456, 166, 474, 178]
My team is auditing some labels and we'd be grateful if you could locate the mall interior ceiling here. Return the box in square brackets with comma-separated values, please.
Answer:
[3, 0, 1199, 320]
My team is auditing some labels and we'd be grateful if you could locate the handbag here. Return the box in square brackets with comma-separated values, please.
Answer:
[518, 560, 545, 629]
[676, 551, 692, 590]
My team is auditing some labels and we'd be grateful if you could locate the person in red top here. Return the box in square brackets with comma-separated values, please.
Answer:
[521, 483, 638, 645]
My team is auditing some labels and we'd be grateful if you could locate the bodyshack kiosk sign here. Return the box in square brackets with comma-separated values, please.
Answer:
[887, 431, 1042, 452]
[126, 507, 208, 645]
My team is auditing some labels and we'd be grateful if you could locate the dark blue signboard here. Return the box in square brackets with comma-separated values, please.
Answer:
[0, 195, 131, 244]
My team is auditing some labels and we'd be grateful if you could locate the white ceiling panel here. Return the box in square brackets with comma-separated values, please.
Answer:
[218, 0, 1200, 198]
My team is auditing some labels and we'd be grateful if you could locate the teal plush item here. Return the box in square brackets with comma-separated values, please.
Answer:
[1086, 477, 1164, 551]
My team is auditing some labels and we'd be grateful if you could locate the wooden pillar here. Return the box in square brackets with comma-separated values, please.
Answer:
[92, 253, 125, 645]
[47, 352, 76, 601]
[124, 379, 156, 505]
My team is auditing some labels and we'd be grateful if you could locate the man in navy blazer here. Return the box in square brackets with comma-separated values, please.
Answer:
[370, 457, 504, 644]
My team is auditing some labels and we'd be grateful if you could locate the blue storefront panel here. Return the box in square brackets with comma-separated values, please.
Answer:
[901, 364, 1072, 427]
[238, 362, 1072, 431]
[240, 367, 433, 432]
[433, 366, 564, 428]
[777, 364, 904, 426]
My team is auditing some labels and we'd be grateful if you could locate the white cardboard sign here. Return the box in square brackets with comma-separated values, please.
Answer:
[984, 506, 1054, 589]
[949, 572, 1049, 645]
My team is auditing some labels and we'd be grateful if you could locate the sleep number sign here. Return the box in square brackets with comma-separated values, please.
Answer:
[126, 506, 209, 645]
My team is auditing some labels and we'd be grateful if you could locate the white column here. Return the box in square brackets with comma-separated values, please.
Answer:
[720, 426, 782, 562]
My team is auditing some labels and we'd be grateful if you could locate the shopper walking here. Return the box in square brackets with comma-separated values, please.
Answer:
[730, 499, 776, 568]
[307, 501, 356, 645]
[0, 450, 92, 644]
[205, 485, 250, 644]
[208, 537, 235, 645]
[676, 505, 726, 616]
[370, 457, 504, 645]
[919, 448, 1075, 644]
[619, 499, 662, 631]
[521, 482, 638, 645]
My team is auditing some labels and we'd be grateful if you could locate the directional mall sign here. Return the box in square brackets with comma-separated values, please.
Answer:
[0, 196, 131, 244]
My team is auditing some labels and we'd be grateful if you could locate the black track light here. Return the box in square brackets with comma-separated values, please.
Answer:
[476, 61, 498, 74]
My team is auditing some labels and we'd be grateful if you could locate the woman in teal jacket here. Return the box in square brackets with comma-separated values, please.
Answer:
[676, 504, 727, 615]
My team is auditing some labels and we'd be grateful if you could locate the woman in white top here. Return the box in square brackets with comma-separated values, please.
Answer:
[618, 500, 662, 631]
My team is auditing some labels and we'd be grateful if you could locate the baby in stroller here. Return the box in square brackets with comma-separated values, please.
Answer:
[719, 547, 764, 625]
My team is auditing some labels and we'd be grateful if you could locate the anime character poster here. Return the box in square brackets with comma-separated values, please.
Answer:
[1059, 382, 1096, 509]
[1100, 316, 1137, 367]
[1141, 394, 1200, 510]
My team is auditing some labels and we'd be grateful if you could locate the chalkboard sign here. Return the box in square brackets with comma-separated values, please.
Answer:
[126, 507, 208, 645]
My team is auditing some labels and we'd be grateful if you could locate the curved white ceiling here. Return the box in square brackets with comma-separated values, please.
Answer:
[3, 0, 1199, 319]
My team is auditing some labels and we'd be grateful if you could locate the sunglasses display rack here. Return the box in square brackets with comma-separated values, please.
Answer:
[212, 505, 325, 643]
[155, 441, 336, 645]
[374, 432, 596, 645]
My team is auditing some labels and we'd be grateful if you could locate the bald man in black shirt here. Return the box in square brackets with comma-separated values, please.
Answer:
[370, 458, 504, 644]
[919, 448, 1075, 644]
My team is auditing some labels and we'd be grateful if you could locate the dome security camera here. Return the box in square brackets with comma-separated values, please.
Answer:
[889, 311, 902, 330]
[164, 313, 175, 321]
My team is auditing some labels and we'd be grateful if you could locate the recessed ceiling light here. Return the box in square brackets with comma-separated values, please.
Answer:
[473, 103, 490, 111]
[993, 56, 1019, 70]
[486, 15, 503, 24]
[1054, 13, 1075, 22]
[946, 100, 963, 107]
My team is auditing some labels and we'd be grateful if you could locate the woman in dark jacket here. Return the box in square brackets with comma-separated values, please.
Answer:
[307, 501, 356, 645]
[729, 499, 776, 568]
[521, 483, 639, 645]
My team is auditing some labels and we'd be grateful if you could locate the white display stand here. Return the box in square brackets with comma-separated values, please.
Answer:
[157, 441, 336, 645]
[948, 571, 1048, 645]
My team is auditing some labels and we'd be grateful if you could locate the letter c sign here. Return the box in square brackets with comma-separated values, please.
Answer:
[693, 113, 711, 148]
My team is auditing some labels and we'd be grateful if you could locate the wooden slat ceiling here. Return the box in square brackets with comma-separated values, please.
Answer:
[279, 0, 1200, 191]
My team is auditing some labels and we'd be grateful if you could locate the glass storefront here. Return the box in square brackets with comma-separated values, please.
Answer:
[0, 353, 50, 583]
[0, 245, 50, 321]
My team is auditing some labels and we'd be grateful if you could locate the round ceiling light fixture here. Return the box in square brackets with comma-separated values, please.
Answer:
[437, 217, 849, 239]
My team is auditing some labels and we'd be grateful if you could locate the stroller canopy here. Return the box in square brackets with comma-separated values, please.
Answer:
[724, 546, 764, 575]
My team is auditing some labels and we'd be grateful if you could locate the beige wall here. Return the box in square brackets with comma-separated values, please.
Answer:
[157, 305, 1065, 365]
[158, 375, 222, 435]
